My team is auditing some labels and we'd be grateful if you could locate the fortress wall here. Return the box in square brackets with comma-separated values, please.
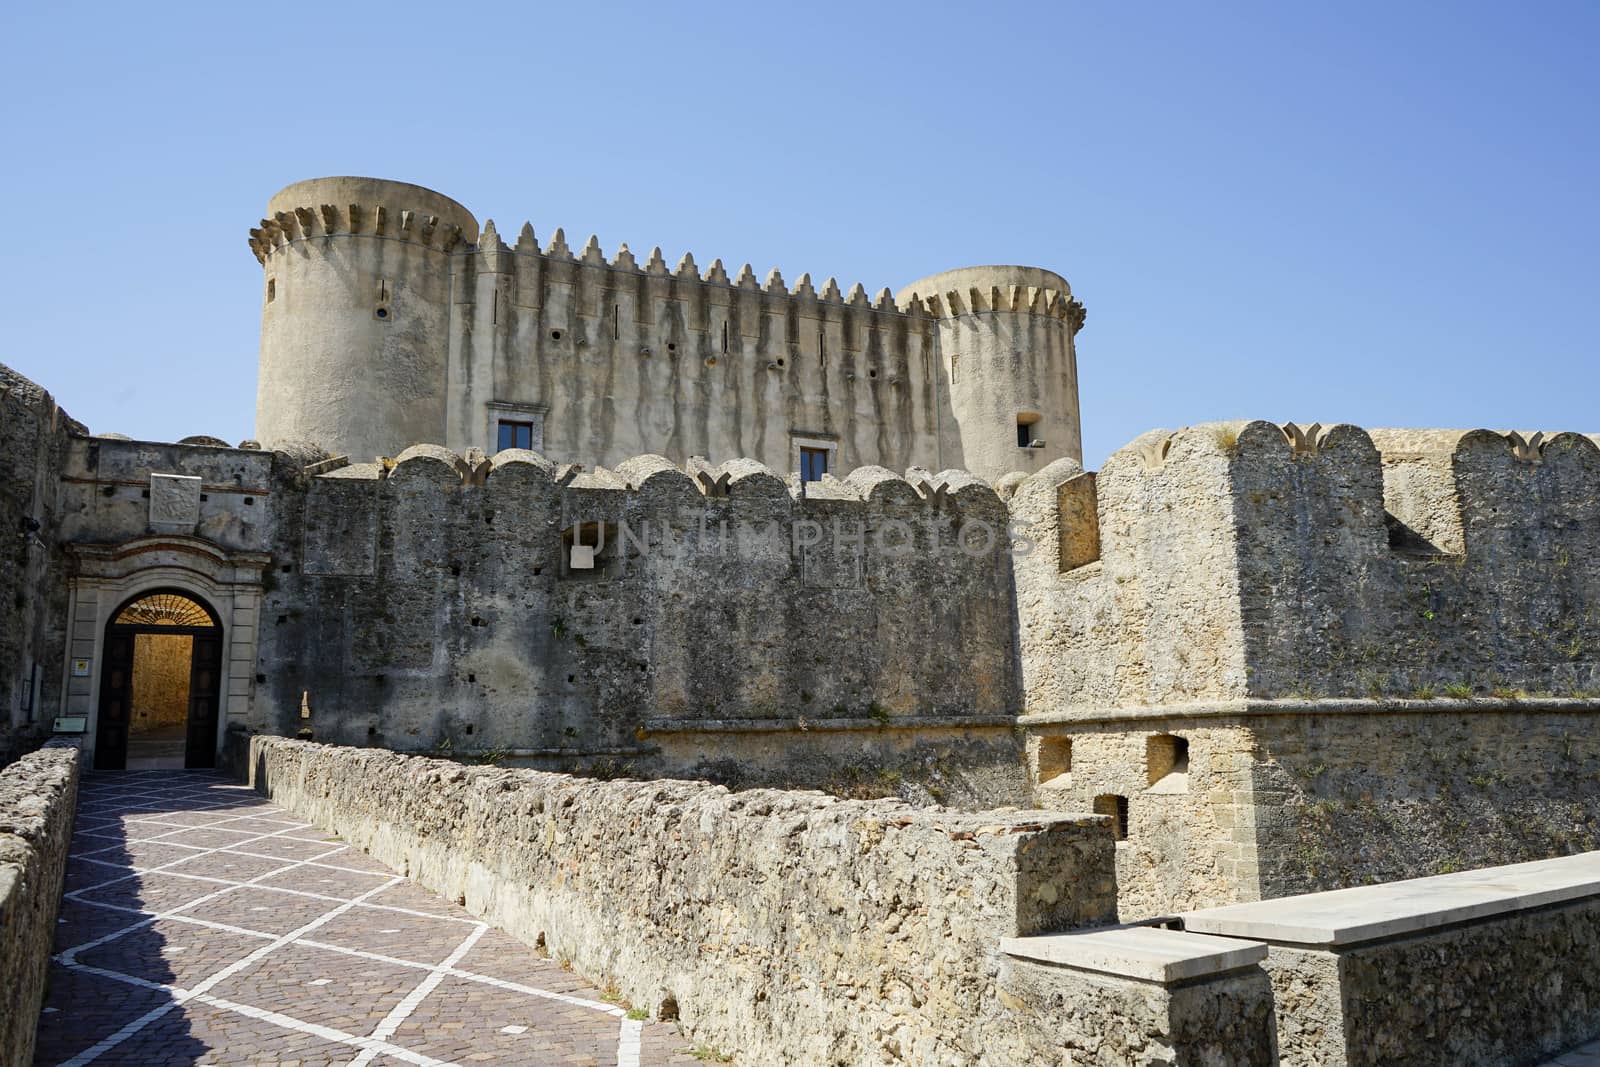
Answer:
[1025, 703, 1600, 917]
[1246, 705, 1600, 900]
[259, 446, 1028, 805]
[56, 437, 281, 555]
[0, 364, 78, 764]
[448, 225, 962, 477]
[1026, 719, 1262, 918]
[1230, 423, 1600, 700]
[1017, 420, 1600, 716]
[1015, 419, 1600, 914]
[240, 736, 1141, 1065]
[1009, 424, 1251, 718]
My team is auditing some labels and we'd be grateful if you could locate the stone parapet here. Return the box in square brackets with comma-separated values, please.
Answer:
[1012, 421, 1600, 715]
[1183, 851, 1600, 1066]
[243, 735, 1121, 1064]
[0, 737, 80, 1066]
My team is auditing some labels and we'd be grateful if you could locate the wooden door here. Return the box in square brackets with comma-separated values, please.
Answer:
[185, 634, 223, 769]
[94, 632, 135, 770]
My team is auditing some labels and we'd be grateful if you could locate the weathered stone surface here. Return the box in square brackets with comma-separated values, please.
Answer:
[255, 446, 1028, 805]
[1015, 420, 1600, 912]
[244, 735, 1122, 1065]
[0, 737, 79, 1066]
[254, 179, 1086, 485]
[0, 363, 77, 765]
[1014, 420, 1600, 713]
[1001, 926, 1267, 983]
[1179, 853, 1600, 1066]
[998, 955, 1276, 1066]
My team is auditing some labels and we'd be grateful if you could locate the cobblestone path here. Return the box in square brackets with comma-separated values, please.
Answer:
[33, 771, 702, 1066]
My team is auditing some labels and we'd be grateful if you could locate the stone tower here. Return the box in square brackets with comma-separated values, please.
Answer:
[896, 265, 1086, 478]
[251, 177, 479, 461]
[251, 177, 1084, 482]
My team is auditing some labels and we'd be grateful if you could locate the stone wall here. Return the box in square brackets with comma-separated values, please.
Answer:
[0, 362, 79, 764]
[242, 735, 1122, 1065]
[258, 446, 1029, 806]
[1182, 851, 1600, 1066]
[1013, 419, 1600, 913]
[1248, 704, 1600, 900]
[55, 434, 287, 556]
[251, 177, 1088, 484]
[1012, 420, 1600, 713]
[1024, 704, 1600, 917]
[0, 737, 80, 1066]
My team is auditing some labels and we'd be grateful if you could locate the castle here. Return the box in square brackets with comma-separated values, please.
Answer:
[251, 177, 1087, 482]
[6, 175, 1600, 1064]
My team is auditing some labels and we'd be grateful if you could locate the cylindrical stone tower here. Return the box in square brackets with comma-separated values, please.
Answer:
[896, 265, 1085, 482]
[251, 177, 479, 461]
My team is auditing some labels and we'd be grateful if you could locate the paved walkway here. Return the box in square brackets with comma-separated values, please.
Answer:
[34, 771, 703, 1066]
[1546, 1041, 1600, 1066]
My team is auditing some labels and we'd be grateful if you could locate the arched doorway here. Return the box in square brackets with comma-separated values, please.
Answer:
[94, 590, 223, 770]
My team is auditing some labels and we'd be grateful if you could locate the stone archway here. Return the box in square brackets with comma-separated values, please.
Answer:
[94, 590, 224, 770]
[63, 536, 269, 769]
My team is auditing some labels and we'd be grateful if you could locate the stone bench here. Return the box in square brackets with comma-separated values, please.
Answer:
[998, 926, 1275, 1065]
[1182, 851, 1600, 1066]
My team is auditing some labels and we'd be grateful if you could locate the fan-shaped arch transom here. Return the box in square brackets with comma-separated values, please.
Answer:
[113, 592, 217, 628]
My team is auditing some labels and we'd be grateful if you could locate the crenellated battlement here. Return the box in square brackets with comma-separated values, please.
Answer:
[248, 201, 470, 261]
[311, 442, 1008, 522]
[473, 218, 919, 321]
[1012, 420, 1600, 714]
[896, 264, 1086, 331]
[252, 176, 1086, 481]
[249, 177, 480, 263]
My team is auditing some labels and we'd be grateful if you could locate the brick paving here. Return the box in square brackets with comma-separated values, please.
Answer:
[33, 771, 705, 1066]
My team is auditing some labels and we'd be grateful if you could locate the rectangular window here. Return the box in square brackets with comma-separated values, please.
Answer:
[800, 446, 829, 483]
[497, 420, 535, 452]
[1017, 419, 1035, 448]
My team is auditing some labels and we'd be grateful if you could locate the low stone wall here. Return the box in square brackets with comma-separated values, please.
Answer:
[1000, 927, 1277, 1065]
[243, 736, 1128, 1064]
[1183, 851, 1600, 1065]
[0, 737, 80, 1067]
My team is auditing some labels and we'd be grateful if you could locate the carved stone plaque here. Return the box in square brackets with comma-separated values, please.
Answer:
[149, 473, 202, 525]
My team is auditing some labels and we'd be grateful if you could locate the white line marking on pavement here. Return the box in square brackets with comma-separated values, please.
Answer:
[345, 923, 489, 1067]
[618, 1017, 644, 1067]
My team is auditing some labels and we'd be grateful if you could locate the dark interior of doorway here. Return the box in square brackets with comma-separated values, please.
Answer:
[95, 591, 223, 771]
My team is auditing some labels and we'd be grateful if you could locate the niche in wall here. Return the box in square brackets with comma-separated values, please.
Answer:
[1093, 794, 1129, 841]
[1147, 733, 1190, 793]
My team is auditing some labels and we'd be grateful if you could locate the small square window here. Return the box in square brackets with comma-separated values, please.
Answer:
[497, 420, 534, 452]
[800, 446, 829, 483]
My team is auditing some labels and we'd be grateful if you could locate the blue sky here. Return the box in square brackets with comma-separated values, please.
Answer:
[1, 1, 1594, 467]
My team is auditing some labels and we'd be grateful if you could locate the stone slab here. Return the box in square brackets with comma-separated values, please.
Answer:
[1000, 925, 1267, 983]
[1183, 850, 1600, 947]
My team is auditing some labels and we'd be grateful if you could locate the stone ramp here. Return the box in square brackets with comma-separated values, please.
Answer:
[33, 771, 703, 1066]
